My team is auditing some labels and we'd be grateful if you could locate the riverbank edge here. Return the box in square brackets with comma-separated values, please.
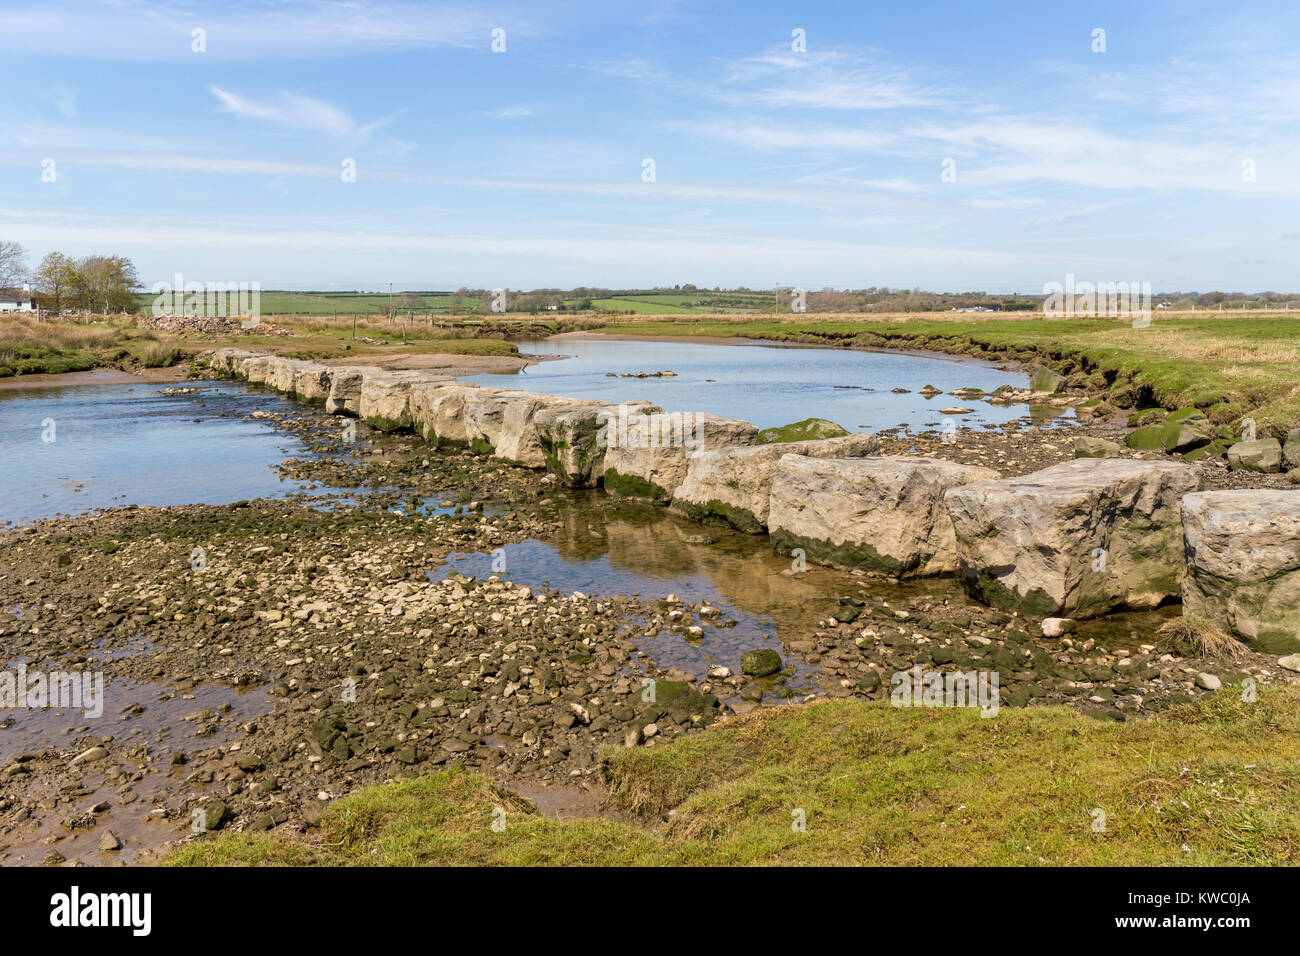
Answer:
[164, 684, 1300, 866]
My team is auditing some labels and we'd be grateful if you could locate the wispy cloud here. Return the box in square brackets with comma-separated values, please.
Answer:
[481, 105, 537, 119]
[720, 49, 943, 110]
[47, 86, 77, 119]
[0, 0, 542, 61]
[209, 87, 406, 140]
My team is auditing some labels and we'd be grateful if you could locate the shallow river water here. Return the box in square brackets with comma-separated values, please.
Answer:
[0, 379, 322, 528]
[466, 335, 1031, 431]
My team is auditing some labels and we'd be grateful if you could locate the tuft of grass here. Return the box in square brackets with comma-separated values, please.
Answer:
[1158, 617, 1250, 661]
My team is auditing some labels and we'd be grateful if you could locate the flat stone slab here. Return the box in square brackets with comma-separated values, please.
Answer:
[673, 433, 880, 533]
[603, 412, 759, 501]
[208, 348, 258, 376]
[290, 363, 332, 403]
[265, 357, 310, 394]
[768, 455, 999, 576]
[493, 393, 606, 467]
[240, 355, 274, 385]
[359, 370, 450, 431]
[409, 382, 484, 445]
[535, 401, 661, 487]
[944, 458, 1199, 617]
[1181, 490, 1300, 654]
[323, 366, 368, 415]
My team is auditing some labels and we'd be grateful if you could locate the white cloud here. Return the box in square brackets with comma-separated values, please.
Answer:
[210, 87, 353, 136]
[720, 50, 943, 111]
[209, 87, 407, 141]
[481, 106, 537, 119]
[0, 0, 540, 62]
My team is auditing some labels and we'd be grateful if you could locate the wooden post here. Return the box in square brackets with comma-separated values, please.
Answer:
[352, 313, 357, 339]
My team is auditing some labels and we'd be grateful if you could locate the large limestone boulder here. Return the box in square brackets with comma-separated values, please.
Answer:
[324, 367, 368, 416]
[359, 370, 447, 431]
[291, 363, 332, 404]
[266, 357, 308, 394]
[461, 389, 538, 455]
[768, 456, 998, 575]
[241, 355, 274, 385]
[409, 382, 484, 446]
[534, 401, 661, 487]
[944, 459, 1199, 617]
[673, 433, 880, 533]
[1181, 490, 1300, 654]
[209, 348, 256, 376]
[493, 394, 606, 468]
[602, 412, 759, 501]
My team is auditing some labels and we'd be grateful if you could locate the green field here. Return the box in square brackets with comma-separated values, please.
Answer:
[133, 291, 484, 316]
[582, 292, 777, 314]
[131, 289, 781, 316]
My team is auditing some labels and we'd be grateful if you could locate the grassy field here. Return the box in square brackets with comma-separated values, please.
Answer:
[0, 314, 188, 376]
[583, 292, 776, 314]
[129, 289, 780, 316]
[166, 686, 1300, 866]
[132, 291, 485, 316]
[579, 311, 1300, 436]
[0, 312, 523, 376]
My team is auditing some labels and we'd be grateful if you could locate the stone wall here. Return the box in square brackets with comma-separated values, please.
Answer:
[201, 349, 1291, 652]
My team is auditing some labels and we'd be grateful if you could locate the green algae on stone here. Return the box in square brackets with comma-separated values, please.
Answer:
[602, 468, 668, 501]
[756, 417, 850, 444]
[771, 529, 908, 576]
[1124, 424, 1165, 450]
[673, 498, 764, 534]
[740, 648, 783, 677]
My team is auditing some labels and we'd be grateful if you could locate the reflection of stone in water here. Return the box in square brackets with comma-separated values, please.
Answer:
[1029, 404, 1071, 423]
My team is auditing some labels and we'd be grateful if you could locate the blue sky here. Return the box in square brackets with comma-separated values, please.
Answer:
[3, 0, 1298, 292]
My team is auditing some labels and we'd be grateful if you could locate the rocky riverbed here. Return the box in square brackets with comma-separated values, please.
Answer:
[1, 387, 1293, 866]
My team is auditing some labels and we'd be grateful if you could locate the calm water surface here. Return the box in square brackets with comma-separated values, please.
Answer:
[0, 379, 318, 527]
[465, 335, 1032, 431]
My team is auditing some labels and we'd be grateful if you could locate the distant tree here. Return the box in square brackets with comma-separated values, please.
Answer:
[0, 240, 28, 290]
[75, 255, 140, 313]
[34, 251, 77, 311]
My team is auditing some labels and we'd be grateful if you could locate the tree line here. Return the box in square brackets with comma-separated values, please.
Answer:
[0, 241, 140, 313]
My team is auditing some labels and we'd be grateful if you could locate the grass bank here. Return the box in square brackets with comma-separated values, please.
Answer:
[0, 313, 520, 377]
[0, 314, 187, 376]
[167, 686, 1300, 866]
[579, 312, 1300, 436]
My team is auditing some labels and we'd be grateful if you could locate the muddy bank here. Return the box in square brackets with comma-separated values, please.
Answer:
[318, 350, 547, 377]
[0, 367, 190, 391]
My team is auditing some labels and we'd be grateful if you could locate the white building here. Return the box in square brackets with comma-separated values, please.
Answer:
[0, 284, 33, 312]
